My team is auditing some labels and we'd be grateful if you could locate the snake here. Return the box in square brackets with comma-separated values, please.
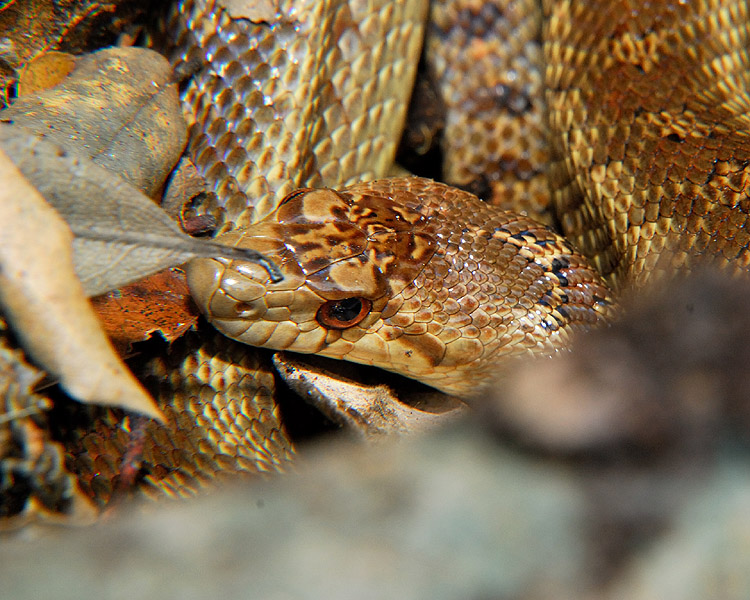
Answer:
[4, 0, 750, 521]
[182, 0, 750, 396]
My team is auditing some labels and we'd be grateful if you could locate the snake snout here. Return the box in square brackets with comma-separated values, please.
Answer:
[186, 256, 226, 315]
[187, 250, 329, 350]
[186, 252, 268, 317]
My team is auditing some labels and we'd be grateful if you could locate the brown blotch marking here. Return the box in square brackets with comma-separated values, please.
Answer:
[410, 232, 437, 263]
[333, 221, 354, 234]
[326, 260, 381, 296]
[301, 189, 351, 221]
[349, 192, 428, 234]
[306, 256, 387, 299]
[277, 189, 349, 223]
[285, 222, 367, 273]
[390, 204, 429, 226]
[361, 230, 438, 296]
[371, 249, 397, 275]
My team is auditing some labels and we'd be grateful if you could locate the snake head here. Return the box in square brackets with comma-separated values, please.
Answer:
[187, 181, 438, 361]
[187, 178, 613, 398]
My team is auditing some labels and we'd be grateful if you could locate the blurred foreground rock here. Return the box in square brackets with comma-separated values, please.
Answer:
[604, 451, 750, 600]
[1, 428, 590, 600]
[2, 426, 750, 600]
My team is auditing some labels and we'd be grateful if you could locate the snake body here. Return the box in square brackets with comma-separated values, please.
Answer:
[546, 0, 750, 288]
[55, 0, 434, 505]
[184, 0, 750, 396]
[425, 0, 551, 218]
[167, 0, 428, 229]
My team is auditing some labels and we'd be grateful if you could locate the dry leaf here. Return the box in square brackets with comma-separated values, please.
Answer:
[0, 147, 163, 420]
[91, 268, 199, 355]
[0, 0, 148, 108]
[2, 46, 186, 197]
[272, 353, 468, 438]
[223, 0, 278, 22]
[1, 45, 280, 294]
[0, 124, 282, 296]
[17, 51, 77, 96]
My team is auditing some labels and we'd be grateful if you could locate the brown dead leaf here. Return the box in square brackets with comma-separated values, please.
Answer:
[0, 124, 282, 296]
[223, 0, 278, 22]
[0, 147, 163, 420]
[3, 46, 186, 197]
[91, 268, 199, 355]
[0, 0, 149, 108]
[272, 353, 468, 438]
[17, 51, 77, 97]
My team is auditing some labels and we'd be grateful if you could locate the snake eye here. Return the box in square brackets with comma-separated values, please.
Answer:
[316, 297, 372, 329]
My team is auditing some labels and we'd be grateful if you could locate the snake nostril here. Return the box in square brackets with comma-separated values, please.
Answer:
[316, 297, 372, 329]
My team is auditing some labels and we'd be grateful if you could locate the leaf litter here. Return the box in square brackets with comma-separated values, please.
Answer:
[0, 46, 282, 419]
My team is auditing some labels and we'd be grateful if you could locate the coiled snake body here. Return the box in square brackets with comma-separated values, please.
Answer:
[183, 0, 750, 397]
[11, 0, 750, 514]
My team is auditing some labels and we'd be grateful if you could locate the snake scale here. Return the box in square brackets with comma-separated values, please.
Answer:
[5, 0, 750, 521]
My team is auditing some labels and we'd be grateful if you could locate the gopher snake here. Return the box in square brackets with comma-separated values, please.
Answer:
[183, 0, 750, 397]
[5, 0, 750, 520]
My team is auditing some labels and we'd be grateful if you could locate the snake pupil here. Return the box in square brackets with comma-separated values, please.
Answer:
[332, 298, 362, 321]
[316, 297, 372, 329]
